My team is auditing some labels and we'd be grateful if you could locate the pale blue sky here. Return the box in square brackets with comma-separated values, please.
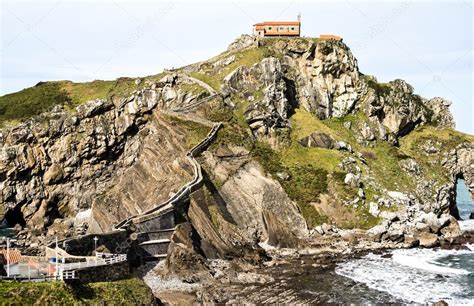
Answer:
[1, 0, 473, 133]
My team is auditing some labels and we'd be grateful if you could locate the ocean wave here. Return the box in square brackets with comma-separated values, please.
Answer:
[335, 247, 474, 304]
[459, 220, 474, 233]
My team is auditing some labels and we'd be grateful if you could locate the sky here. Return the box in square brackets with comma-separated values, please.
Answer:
[1, 0, 473, 133]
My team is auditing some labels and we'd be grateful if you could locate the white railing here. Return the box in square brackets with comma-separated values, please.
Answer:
[60, 254, 127, 271]
[60, 270, 75, 280]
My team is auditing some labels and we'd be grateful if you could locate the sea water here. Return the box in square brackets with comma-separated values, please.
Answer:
[335, 179, 474, 305]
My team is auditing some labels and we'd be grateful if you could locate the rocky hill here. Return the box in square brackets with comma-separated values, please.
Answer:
[0, 35, 472, 259]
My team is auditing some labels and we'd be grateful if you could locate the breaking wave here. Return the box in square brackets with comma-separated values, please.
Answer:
[335, 247, 474, 304]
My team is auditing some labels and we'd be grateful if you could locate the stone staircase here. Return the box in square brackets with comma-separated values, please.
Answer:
[136, 228, 175, 262]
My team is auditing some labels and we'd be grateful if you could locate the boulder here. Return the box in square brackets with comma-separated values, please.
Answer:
[43, 163, 64, 185]
[359, 122, 376, 141]
[314, 225, 324, 235]
[387, 191, 411, 205]
[415, 222, 430, 233]
[440, 217, 461, 239]
[416, 212, 444, 233]
[403, 235, 419, 248]
[344, 173, 360, 188]
[368, 202, 380, 217]
[298, 132, 336, 149]
[417, 232, 439, 247]
[367, 221, 390, 242]
[399, 158, 421, 176]
[227, 34, 257, 51]
[379, 211, 399, 222]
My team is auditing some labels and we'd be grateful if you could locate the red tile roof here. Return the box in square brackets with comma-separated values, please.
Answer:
[319, 34, 342, 40]
[253, 21, 300, 26]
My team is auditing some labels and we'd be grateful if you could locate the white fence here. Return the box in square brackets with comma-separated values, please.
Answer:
[56, 253, 127, 281]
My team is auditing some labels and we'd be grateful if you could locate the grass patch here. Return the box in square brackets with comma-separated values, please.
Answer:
[0, 72, 166, 126]
[360, 74, 391, 96]
[399, 125, 473, 184]
[178, 83, 209, 97]
[164, 114, 210, 149]
[283, 108, 343, 173]
[0, 82, 72, 124]
[0, 277, 154, 305]
[251, 142, 330, 227]
[189, 47, 271, 92]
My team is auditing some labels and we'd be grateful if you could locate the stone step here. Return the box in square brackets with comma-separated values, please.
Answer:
[139, 239, 171, 255]
[143, 254, 167, 262]
[137, 228, 175, 242]
[138, 239, 170, 246]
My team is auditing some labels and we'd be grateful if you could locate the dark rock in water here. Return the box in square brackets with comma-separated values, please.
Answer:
[469, 212, 474, 220]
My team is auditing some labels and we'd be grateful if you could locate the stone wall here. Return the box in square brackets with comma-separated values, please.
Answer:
[69, 261, 129, 283]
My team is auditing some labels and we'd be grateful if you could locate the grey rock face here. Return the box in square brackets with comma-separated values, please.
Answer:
[425, 97, 455, 128]
[0, 74, 208, 244]
[281, 39, 361, 119]
[399, 158, 421, 176]
[223, 57, 291, 143]
[227, 34, 258, 52]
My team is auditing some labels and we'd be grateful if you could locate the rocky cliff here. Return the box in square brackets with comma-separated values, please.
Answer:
[0, 35, 472, 257]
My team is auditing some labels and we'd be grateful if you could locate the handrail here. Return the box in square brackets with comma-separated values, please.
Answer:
[114, 122, 222, 229]
[57, 253, 126, 280]
[59, 254, 127, 271]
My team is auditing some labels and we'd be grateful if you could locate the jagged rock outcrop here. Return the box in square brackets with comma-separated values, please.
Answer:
[225, 36, 452, 142]
[275, 39, 361, 119]
[0, 74, 210, 245]
[227, 34, 258, 52]
[223, 57, 291, 144]
[425, 97, 455, 129]
[201, 148, 307, 246]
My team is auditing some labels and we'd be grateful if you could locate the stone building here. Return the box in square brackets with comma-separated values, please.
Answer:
[253, 15, 301, 37]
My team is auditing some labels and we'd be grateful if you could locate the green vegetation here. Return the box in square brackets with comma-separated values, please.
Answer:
[0, 82, 72, 125]
[0, 73, 166, 127]
[251, 142, 329, 227]
[360, 74, 391, 96]
[178, 83, 209, 97]
[190, 47, 271, 91]
[325, 111, 416, 192]
[399, 125, 474, 184]
[284, 108, 343, 173]
[0, 277, 154, 305]
[164, 114, 210, 149]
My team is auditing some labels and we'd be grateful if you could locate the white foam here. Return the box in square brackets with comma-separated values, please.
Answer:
[335, 248, 474, 304]
[459, 219, 474, 233]
[392, 248, 470, 276]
